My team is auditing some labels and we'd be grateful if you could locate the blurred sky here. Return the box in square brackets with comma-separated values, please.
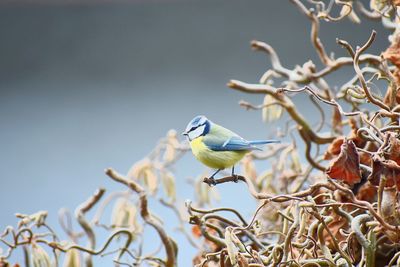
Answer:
[0, 0, 391, 265]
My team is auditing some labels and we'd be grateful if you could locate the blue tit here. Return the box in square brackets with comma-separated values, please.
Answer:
[182, 115, 280, 183]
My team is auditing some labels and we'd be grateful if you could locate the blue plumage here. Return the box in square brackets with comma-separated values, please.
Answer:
[204, 136, 262, 151]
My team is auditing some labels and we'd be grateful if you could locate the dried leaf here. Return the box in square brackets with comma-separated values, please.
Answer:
[163, 144, 175, 163]
[385, 134, 400, 164]
[255, 169, 273, 191]
[331, 107, 343, 134]
[161, 172, 176, 200]
[144, 169, 158, 195]
[237, 253, 249, 267]
[278, 145, 293, 171]
[324, 137, 346, 160]
[127, 158, 159, 194]
[127, 158, 152, 180]
[225, 228, 238, 266]
[324, 215, 347, 250]
[326, 139, 361, 186]
[195, 177, 210, 206]
[369, 135, 400, 189]
[324, 119, 365, 160]
[348, 118, 366, 148]
[262, 94, 283, 122]
[383, 32, 400, 84]
[111, 199, 140, 233]
[242, 155, 257, 180]
[163, 129, 179, 163]
[356, 182, 377, 201]
[191, 225, 202, 238]
[290, 149, 302, 173]
[369, 157, 400, 189]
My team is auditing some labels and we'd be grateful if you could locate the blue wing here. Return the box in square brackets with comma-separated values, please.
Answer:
[204, 136, 279, 151]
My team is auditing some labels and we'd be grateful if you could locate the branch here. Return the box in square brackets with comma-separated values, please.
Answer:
[290, 0, 333, 66]
[105, 168, 177, 267]
[75, 188, 105, 267]
[251, 40, 302, 81]
[228, 80, 335, 145]
[341, 30, 390, 111]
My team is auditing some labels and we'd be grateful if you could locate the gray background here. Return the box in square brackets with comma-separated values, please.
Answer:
[0, 0, 389, 265]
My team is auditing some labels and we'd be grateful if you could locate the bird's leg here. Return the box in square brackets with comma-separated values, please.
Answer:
[207, 169, 221, 186]
[231, 166, 239, 183]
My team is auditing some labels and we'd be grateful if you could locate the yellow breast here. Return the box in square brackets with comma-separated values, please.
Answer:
[190, 137, 248, 169]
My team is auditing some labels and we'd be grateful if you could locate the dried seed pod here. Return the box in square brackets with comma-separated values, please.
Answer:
[225, 227, 238, 265]
[163, 129, 179, 163]
[127, 158, 153, 180]
[111, 199, 140, 234]
[262, 94, 283, 122]
[63, 249, 81, 267]
[290, 148, 302, 173]
[143, 168, 158, 195]
[161, 171, 176, 200]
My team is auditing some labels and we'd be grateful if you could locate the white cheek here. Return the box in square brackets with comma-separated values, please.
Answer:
[188, 125, 205, 140]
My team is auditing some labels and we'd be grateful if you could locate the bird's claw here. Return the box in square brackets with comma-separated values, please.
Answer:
[232, 175, 239, 183]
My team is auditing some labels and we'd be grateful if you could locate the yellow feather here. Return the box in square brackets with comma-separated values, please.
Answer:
[190, 136, 248, 169]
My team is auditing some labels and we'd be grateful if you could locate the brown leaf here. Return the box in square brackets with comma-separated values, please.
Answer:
[348, 118, 367, 148]
[396, 90, 400, 106]
[369, 157, 400, 189]
[369, 135, 400, 189]
[385, 134, 400, 164]
[324, 119, 366, 160]
[356, 182, 377, 201]
[324, 215, 347, 250]
[326, 139, 361, 186]
[358, 149, 372, 166]
[191, 225, 202, 238]
[324, 137, 344, 160]
[383, 32, 400, 84]
[237, 253, 250, 267]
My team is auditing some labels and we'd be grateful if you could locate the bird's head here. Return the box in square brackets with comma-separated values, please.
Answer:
[182, 115, 211, 141]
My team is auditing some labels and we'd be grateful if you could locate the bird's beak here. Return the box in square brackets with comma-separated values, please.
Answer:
[182, 131, 188, 136]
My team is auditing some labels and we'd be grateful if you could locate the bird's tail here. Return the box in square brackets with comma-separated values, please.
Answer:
[249, 140, 280, 145]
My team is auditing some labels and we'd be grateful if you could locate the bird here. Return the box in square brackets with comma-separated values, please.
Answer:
[182, 115, 280, 184]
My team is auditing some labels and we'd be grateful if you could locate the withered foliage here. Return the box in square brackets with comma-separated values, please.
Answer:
[2, 1, 400, 267]
[326, 139, 361, 186]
